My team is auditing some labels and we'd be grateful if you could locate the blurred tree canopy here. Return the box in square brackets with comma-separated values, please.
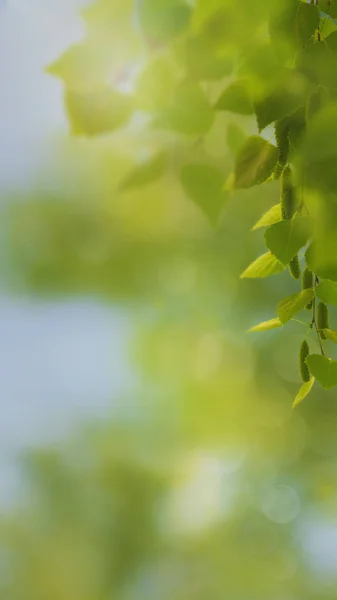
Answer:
[5, 0, 337, 397]
[3, 1, 337, 598]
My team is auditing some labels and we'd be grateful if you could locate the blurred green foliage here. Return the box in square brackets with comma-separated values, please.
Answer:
[3, 1, 337, 598]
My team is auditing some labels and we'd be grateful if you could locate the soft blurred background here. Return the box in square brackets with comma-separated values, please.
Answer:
[1, 1, 337, 598]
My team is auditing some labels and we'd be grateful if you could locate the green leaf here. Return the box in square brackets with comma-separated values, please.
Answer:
[254, 71, 309, 132]
[240, 252, 285, 279]
[234, 136, 278, 189]
[265, 217, 311, 265]
[277, 289, 315, 324]
[46, 42, 111, 90]
[156, 82, 214, 135]
[306, 354, 337, 389]
[323, 329, 337, 343]
[135, 56, 178, 112]
[270, 0, 320, 50]
[316, 280, 337, 305]
[215, 80, 253, 115]
[292, 377, 315, 409]
[297, 32, 337, 92]
[306, 239, 337, 281]
[179, 34, 234, 81]
[226, 122, 246, 155]
[299, 103, 337, 193]
[251, 204, 282, 231]
[65, 88, 133, 136]
[180, 163, 227, 224]
[118, 152, 166, 192]
[320, 0, 337, 18]
[248, 318, 283, 333]
[138, 0, 191, 43]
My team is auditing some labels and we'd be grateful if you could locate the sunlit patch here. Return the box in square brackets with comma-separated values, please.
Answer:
[260, 484, 301, 524]
[162, 450, 243, 536]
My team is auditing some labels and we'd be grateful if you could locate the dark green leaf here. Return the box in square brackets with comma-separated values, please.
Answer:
[234, 136, 278, 189]
[306, 354, 337, 389]
[297, 32, 337, 90]
[299, 102, 337, 193]
[306, 239, 337, 281]
[320, 0, 337, 18]
[215, 80, 253, 115]
[270, 0, 320, 50]
[254, 72, 309, 131]
[316, 280, 337, 305]
[265, 218, 311, 265]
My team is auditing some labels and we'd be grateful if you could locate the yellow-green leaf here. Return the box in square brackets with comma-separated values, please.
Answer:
[323, 329, 337, 343]
[251, 204, 282, 231]
[277, 289, 315, 324]
[234, 136, 278, 189]
[248, 318, 282, 333]
[292, 377, 315, 409]
[240, 252, 285, 279]
[65, 88, 133, 136]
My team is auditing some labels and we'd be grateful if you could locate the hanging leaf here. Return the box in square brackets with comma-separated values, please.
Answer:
[265, 217, 311, 265]
[234, 136, 278, 189]
[306, 239, 337, 281]
[215, 80, 254, 115]
[254, 71, 309, 132]
[316, 280, 337, 305]
[306, 354, 337, 389]
[251, 204, 282, 231]
[299, 103, 337, 193]
[270, 0, 320, 50]
[323, 329, 337, 343]
[156, 81, 214, 135]
[65, 88, 133, 136]
[277, 289, 315, 324]
[248, 318, 283, 333]
[138, 0, 192, 43]
[320, 0, 337, 18]
[180, 163, 227, 224]
[293, 377, 315, 409]
[240, 252, 285, 279]
[226, 122, 246, 155]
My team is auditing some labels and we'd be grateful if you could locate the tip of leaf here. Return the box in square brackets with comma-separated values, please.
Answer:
[292, 377, 315, 409]
[247, 317, 282, 333]
[45, 60, 59, 77]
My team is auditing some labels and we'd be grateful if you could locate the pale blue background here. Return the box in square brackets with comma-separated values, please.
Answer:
[0, 0, 132, 504]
